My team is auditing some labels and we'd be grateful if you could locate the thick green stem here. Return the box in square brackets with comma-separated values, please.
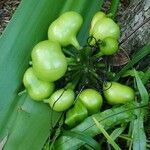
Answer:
[119, 135, 132, 141]
[68, 65, 82, 71]
[71, 36, 82, 50]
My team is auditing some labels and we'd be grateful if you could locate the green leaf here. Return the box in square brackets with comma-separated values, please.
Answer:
[54, 102, 147, 149]
[0, 0, 104, 149]
[134, 69, 149, 105]
[142, 67, 150, 85]
[114, 44, 150, 81]
[132, 70, 148, 150]
[122, 70, 144, 79]
[132, 109, 146, 150]
[121, 68, 150, 85]
[110, 124, 127, 140]
[62, 131, 100, 150]
[92, 117, 121, 150]
[3, 96, 61, 150]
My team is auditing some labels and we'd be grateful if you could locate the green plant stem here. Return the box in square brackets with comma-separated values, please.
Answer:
[109, 0, 120, 19]
[66, 57, 75, 64]
[65, 75, 80, 90]
[62, 48, 76, 57]
[119, 135, 132, 141]
[92, 117, 121, 150]
[67, 65, 82, 71]
[129, 141, 133, 150]
[89, 70, 99, 80]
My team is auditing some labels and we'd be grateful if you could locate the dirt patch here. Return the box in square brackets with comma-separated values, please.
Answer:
[0, 0, 20, 34]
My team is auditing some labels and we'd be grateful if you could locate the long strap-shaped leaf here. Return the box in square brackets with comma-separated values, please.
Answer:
[132, 110, 146, 150]
[63, 131, 100, 150]
[134, 69, 149, 105]
[93, 117, 121, 150]
[132, 70, 148, 150]
[0, 0, 102, 149]
[54, 102, 147, 150]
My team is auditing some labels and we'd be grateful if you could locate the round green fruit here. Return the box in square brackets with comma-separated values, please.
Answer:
[90, 11, 106, 34]
[23, 67, 54, 101]
[100, 37, 119, 55]
[31, 40, 67, 82]
[48, 11, 83, 49]
[79, 89, 103, 115]
[48, 88, 75, 112]
[103, 82, 135, 105]
[91, 17, 120, 40]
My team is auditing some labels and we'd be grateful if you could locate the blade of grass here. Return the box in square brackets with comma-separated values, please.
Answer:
[62, 131, 100, 150]
[110, 124, 127, 140]
[114, 44, 150, 81]
[92, 117, 121, 150]
[54, 102, 147, 149]
[132, 70, 148, 150]
[132, 111, 146, 150]
[134, 69, 149, 105]
[119, 135, 132, 141]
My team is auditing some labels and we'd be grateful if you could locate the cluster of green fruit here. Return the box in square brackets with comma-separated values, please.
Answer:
[65, 82, 135, 127]
[90, 11, 120, 56]
[23, 11, 135, 128]
[23, 11, 82, 105]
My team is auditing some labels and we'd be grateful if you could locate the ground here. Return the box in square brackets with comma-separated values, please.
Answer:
[0, 0, 20, 34]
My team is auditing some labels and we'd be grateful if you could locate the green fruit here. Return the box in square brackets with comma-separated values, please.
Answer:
[79, 89, 103, 115]
[48, 88, 75, 112]
[103, 82, 135, 105]
[23, 67, 54, 101]
[90, 11, 106, 34]
[31, 40, 67, 82]
[100, 37, 118, 55]
[48, 11, 83, 49]
[91, 17, 120, 41]
[65, 100, 88, 127]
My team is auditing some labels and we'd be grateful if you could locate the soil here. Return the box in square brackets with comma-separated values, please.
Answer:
[0, 0, 20, 35]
